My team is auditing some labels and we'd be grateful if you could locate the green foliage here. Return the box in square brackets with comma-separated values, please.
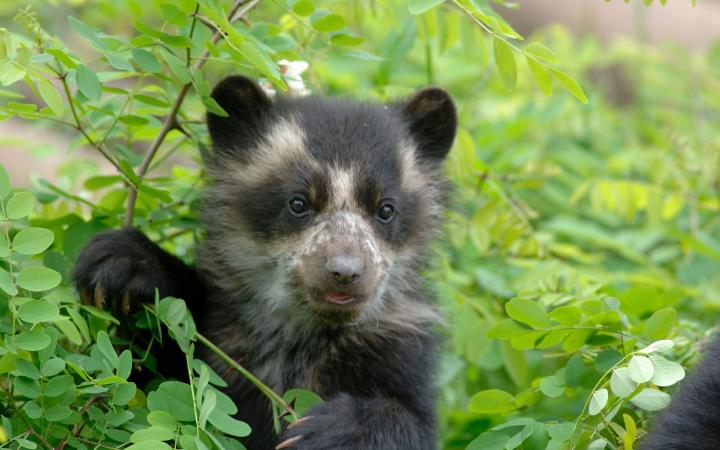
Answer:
[0, 0, 717, 449]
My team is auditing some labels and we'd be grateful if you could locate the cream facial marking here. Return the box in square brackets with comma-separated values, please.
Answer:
[329, 166, 357, 210]
[398, 138, 429, 192]
[225, 117, 318, 186]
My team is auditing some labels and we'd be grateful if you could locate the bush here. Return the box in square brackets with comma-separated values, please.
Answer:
[0, 0, 718, 449]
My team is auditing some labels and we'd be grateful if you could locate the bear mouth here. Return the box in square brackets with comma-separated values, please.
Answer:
[324, 292, 357, 305]
[303, 288, 371, 323]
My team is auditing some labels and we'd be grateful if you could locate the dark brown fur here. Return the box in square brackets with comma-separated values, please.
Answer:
[74, 76, 457, 449]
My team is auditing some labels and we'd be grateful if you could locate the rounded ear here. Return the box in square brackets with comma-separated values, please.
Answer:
[207, 75, 272, 154]
[402, 87, 457, 161]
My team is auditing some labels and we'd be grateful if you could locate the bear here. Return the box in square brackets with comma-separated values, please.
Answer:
[74, 75, 457, 449]
[642, 335, 720, 449]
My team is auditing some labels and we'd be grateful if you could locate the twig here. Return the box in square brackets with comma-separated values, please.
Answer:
[123, 0, 262, 227]
[196, 332, 298, 421]
[56, 395, 102, 450]
[0, 382, 53, 450]
[58, 73, 127, 179]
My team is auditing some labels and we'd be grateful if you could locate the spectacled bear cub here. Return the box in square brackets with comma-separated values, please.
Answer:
[74, 75, 457, 450]
[642, 336, 720, 449]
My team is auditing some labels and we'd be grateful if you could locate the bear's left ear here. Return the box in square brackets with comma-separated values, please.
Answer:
[207, 75, 272, 157]
[402, 87, 457, 162]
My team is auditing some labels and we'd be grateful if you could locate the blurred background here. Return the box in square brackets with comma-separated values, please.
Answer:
[3, 0, 719, 187]
[1, 1, 720, 449]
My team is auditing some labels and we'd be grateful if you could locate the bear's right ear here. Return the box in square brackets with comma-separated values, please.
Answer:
[207, 75, 272, 155]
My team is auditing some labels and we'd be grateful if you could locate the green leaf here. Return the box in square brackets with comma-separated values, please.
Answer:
[96, 330, 119, 367]
[628, 355, 654, 383]
[549, 68, 588, 104]
[37, 79, 63, 116]
[562, 329, 591, 352]
[0, 268, 18, 296]
[468, 389, 515, 414]
[409, 0, 446, 14]
[68, 16, 107, 50]
[610, 367, 637, 398]
[131, 426, 175, 443]
[525, 42, 558, 63]
[588, 388, 608, 416]
[47, 48, 78, 69]
[135, 94, 169, 108]
[126, 442, 172, 450]
[55, 318, 83, 345]
[0, 61, 26, 86]
[289, 0, 315, 16]
[644, 308, 677, 340]
[199, 389, 216, 428]
[487, 319, 526, 339]
[12, 228, 54, 255]
[117, 349, 133, 380]
[16, 359, 40, 379]
[207, 409, 252, 437]
[330, 32, 364, 47]
[630, 388, 670, 411]
[15, 329, 52, 351]
[639, 340, 674, 355]
[283, 389, 324, 417]
[0, 235, 8, 257]
[310, 10, 346, 32]
[147, 411, 177, 431]
[160, 49, 192, 84]
[16, 267, 61, 292]
[41, 358, 65, 377]
[594, 348, 622, 373]
[17, 300, 61, 323]
[6, 191, 35, 219]
[44, 375, 74, 397]
[548, 306, 580, 325]
[106, 54, 134, 71]
[112, 381, 137, 405]
[133, 20, 193, 47]
[75, 64, 102, 101]
[132, 48, 162, 73]
[46, 405, 72, 422]
[539, 376, 564, 398]
[547, 422, 574, 442]
[527, 56, 552, 96]
[467, 431, 508, 450]
[649, 354, 685, 387]
[0, 164, 10, 199]
[493, 37, 517, 90]
[199, 4, 286, 89]
[505, 298, 550, 329]
[147, 381, 195, 422]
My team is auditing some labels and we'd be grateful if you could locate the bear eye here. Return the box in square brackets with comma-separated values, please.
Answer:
[377, 201, 396, 223]
[289, 196, 310, 216]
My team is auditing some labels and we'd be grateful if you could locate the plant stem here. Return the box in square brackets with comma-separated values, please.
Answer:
[56, 395, 101, 450]
[0, 383, 53, 450]
[123, 0, 262, 228]
[196, 332, 298, 421]
[58, 73, 128, 180]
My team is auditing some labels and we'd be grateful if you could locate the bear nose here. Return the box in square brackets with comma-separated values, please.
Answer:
[325, 255, 364, 285]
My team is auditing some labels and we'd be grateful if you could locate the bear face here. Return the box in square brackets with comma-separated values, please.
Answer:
[200, 76, 456, 327]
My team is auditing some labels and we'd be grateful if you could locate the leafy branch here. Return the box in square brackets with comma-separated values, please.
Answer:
[123, 0, 263, 227]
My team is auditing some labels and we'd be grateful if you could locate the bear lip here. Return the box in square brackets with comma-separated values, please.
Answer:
[324, 292, 356, 305]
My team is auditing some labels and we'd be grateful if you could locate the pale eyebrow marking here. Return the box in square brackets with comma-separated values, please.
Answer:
[328, 165, 357, 210]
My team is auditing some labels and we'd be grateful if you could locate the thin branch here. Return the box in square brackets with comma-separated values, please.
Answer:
[57, 395, 102, 450]
[0, 382, 53, 450]
[123, 0, 262, 227]
[196, 332, 297, 421]
[58, 73, 126, 176]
